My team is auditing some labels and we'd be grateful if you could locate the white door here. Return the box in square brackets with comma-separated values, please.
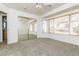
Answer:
[0, 14, 2, 43]
[18, 18, 29, 41]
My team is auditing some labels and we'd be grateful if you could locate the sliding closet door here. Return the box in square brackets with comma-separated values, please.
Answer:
[18, 18, 29, 41]
[0, 15, 2, 43]
[29, 21, 37, 40]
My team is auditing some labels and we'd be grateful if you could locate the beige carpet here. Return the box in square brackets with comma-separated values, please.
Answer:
[0, 38, 79, 56]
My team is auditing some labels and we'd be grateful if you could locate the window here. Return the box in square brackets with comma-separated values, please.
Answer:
[49, 20, 54, 33]
[70, 13, 79, 35]
[54, 16, 69, 34]
[49, 12, 79, 36]
[34, 22, 37, 32]
[43, 20, 48, 32]
[29, 24, 33, 32]
[29, 21, 37, 32]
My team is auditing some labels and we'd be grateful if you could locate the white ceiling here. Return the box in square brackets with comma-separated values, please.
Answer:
[3, 3, 65, 16]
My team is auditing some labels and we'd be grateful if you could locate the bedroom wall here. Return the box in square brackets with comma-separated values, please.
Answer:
[37, 10, 79, 46]
[7, 8, 38, 44]
[1, 3, 79, 46]
[0, 14, 2, 42]
[0, 4, 38, 44]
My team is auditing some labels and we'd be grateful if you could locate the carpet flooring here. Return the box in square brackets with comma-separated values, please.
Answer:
[0, 38, 79, 56]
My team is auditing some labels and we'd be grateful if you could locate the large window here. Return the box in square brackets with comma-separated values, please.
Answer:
[54, 16, 69, 34]
[29, 12, 79, 36]
[70, 13, 79, 35]
[49, 12, 79, 36]
[50, 20, 54, 33]
[43, 20, 48, 32]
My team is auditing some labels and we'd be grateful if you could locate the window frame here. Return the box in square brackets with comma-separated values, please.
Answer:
[49, 19, 54, 33]
[48, 12, 79, 36]
[29, 21, 37, 33]
[42, 20, 49, 33]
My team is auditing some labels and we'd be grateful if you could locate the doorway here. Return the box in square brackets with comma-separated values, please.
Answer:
[18, 17, 29, 41]
[18, 16, 37, 41]
[0, 11, 7, 45]
[2, 16, 7, 44]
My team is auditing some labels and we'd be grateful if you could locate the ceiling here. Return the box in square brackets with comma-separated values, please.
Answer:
[44, 4, 79, 18]
[18, 16, 36, 22]
[3, 3, 65, 16]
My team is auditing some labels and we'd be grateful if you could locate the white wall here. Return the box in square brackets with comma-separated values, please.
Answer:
[0, 4, 9, 13]
[0, 14, 2, 42]
[38, 32, 79, 45]
[7, 8, 38, 44]
[7, 9, 18, 44]
[18, 18, 28, 35]
[0, 4, 38, 44]
[37, 18, 43, 37]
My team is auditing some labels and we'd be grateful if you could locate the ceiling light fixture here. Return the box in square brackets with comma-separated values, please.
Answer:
[36, 3, 42, 9]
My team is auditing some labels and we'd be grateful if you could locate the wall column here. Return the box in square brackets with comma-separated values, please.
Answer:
[37, 18, 43, 38]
